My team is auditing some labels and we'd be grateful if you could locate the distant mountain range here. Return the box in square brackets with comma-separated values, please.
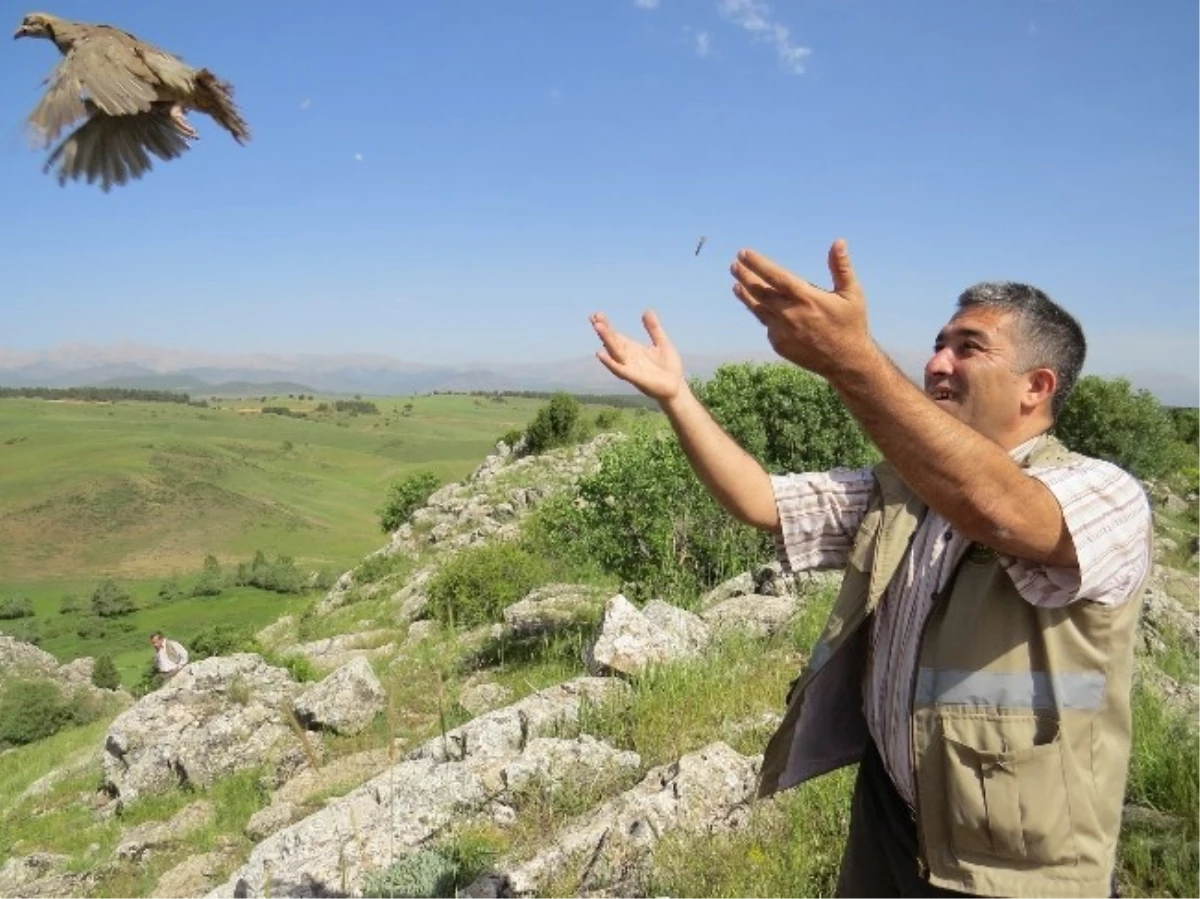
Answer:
[0, 341, 772, 398]
[0, 341, 1196, 406]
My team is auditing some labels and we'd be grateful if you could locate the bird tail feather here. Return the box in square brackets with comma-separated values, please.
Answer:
[193, 69, 251, 145]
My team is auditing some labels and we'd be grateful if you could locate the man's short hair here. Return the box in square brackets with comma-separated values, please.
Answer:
[956, 282, 1087, 419]
[150, 631, 164, 640]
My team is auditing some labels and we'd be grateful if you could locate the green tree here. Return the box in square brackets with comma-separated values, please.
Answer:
[693, 362, 877, 474]
[192, 554, 224, 597]
[1054, 376, 1185, 480]
[91, 655, 121, 690]
[378, 471, 441, 532]
[523, 392, 583, 455]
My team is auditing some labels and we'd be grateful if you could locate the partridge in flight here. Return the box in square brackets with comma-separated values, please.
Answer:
[14, 11, 250, 191]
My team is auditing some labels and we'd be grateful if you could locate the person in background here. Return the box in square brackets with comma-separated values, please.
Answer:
[150, 631, 189, 678]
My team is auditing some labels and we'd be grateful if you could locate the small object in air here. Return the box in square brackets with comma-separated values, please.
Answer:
[13, 11, 251, 191]
[694, 235, 707, 256]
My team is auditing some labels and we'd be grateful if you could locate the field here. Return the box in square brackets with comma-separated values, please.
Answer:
[0, 392, 553, 679]
[0, 393, 544, 582]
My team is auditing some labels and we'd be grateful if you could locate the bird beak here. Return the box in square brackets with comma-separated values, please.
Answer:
[14, 26, 29, 39]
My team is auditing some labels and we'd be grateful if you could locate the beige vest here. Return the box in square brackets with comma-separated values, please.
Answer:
[758, 434, 1149, 897]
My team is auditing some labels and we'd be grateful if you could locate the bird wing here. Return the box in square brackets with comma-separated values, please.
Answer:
[43, 103, 194, 192]
[28, 32, 162, 146]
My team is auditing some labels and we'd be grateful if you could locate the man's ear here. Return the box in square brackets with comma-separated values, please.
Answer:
[1024, 367, 1058, 414]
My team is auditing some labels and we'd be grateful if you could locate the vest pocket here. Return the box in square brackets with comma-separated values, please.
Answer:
[943, 727, 1077, 867]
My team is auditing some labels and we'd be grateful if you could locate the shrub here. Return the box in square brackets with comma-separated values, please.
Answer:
[58, 593, 81, 615]
[157, 577, 184, 603]
[189, 623, 258, 661]
[522, 392, 584, 455]
[90, 579, 135, 617]
[693, 362, 877, 474]
[361, 849, 458, 899]
[1054, 376, 1187, 480]
[379, 471, 441, 533]
[270, 653, 320, 683]
[235, 551, 307, 594]
[0, 595, 34, 619]
[0, 680, 97, 746]
[426, 541, 552, 628]
[91, 655, 121, 690]
[191, 554, 225, 597]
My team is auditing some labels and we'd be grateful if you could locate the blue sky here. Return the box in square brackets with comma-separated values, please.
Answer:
[1, 1, 1196, 393]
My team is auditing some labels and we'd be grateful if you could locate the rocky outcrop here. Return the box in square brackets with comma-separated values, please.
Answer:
[0, 636, 126, 707]
[276, 631, 395, 674]
[316, 436, 622, 617]
[115, 800, 216, 861]
[465, 741, 761, 898]
[102, 654, 308, 804]
[209, 677, 627, 898]
[585, 595, 711, 677]
[293, 657, 386, 736]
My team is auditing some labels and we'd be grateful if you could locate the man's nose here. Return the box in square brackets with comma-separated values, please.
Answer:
[925, 347, 954, 378]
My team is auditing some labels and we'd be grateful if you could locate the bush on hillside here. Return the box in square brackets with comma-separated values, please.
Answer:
[188, 623, 259, 661]
[522, 392, 587, 455]
[191, 554, 225, 597]
[1168, 407, 1200, 448]
[58, 593, 81, 615]
[0, 679, 101, 747]
[90, 579, 135, 618]
[234, 551, 308, 594]
[1054, 376, 1189, 481]
[91, 655, 121, 690]
[361, 849, 458, 899]
[379, 471, 441, 533]
[0, 595, 34, 619]
[426, 541, 552, 628]
[693, 362, 877, 474]
[157, 577, 185, 603]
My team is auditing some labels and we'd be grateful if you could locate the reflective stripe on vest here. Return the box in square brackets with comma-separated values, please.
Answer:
[915, 668, 1106, 711]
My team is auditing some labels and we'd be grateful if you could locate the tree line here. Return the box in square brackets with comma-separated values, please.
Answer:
[0, 386, 195, 404]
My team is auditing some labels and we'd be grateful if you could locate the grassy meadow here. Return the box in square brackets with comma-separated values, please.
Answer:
[0, 391, 555, 679]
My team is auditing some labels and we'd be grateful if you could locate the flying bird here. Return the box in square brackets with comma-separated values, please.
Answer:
[694, 235, 707, 256]
[13, 11, 250, 191]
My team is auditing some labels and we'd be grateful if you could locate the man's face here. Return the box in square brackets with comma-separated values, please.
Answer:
[924, 306, 1037, 448]
[151, 635, 163, 650]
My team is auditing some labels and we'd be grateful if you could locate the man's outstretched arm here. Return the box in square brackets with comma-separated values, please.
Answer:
[729, 241, 1076, 567]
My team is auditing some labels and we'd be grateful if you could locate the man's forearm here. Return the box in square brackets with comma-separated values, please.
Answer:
[832, 346, 1074, 564]
[660, 387, 780, 532]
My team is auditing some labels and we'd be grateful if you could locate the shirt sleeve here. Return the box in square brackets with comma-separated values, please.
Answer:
[1000, 458, 1153, 608]
[771, 467, 875, 574]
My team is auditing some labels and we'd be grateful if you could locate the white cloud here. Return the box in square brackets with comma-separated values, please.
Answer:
[634, 0, 660, 9]
[694, 30, 711, 57]
[353, 153, 364, 163]
[717, 0, 811, 74]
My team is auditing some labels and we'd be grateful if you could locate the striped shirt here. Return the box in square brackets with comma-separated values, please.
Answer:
[770, 434, 1153, 806]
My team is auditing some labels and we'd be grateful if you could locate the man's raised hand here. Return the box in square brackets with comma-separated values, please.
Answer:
[730, 239, 872, 377]
[590, 310, 686, 403]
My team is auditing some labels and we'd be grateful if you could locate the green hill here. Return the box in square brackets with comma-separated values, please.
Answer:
[0, 393, 544, 585]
